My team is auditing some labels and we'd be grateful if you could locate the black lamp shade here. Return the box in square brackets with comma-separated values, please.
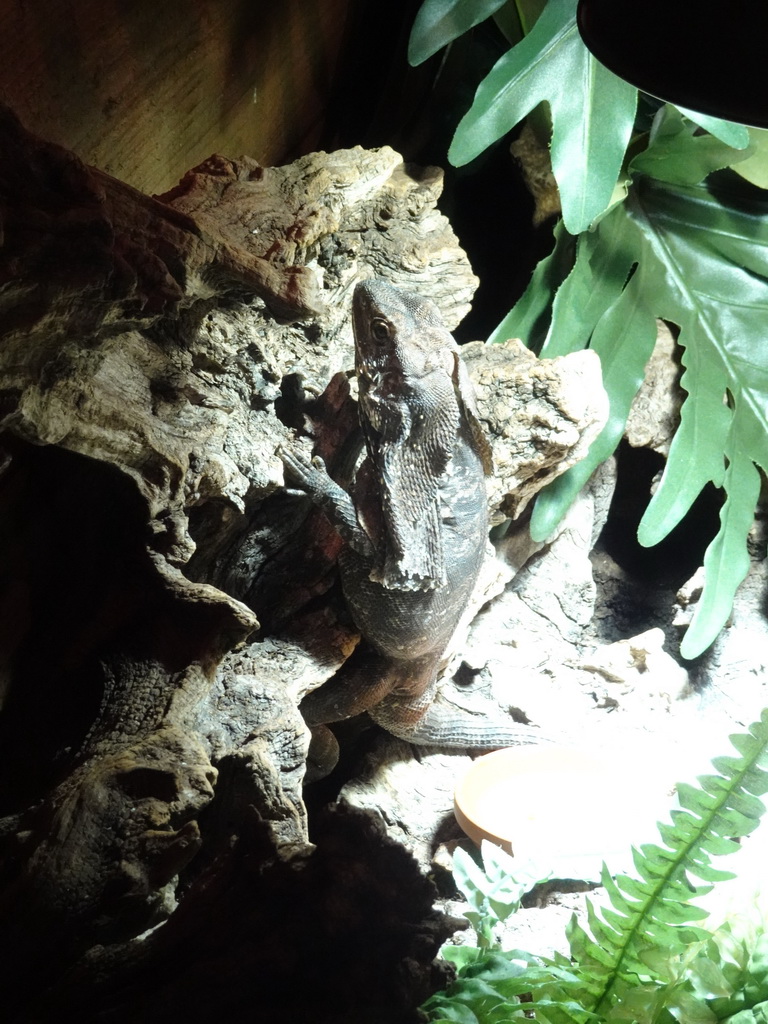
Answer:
[577, 0, 768, 128]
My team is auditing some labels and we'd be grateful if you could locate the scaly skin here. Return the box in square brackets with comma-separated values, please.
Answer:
[283, 279, 544, 758]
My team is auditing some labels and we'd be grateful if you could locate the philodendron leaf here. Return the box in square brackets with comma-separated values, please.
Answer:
[733, 128, 768, 189]
[632, 106, 755, 186]
[676, 106, 751, 149]
[522, 172, 768, 657]
[450, 0, 638, 231]
[408, 0, 509, 65]
[530, 259, 658, 540]
[448, 0, 637, 233]
[630, 176, 768, 657]
[487, 220, 576, 350]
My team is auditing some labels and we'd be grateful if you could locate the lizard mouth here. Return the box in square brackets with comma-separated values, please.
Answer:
[356, 359, 387, 387]
[358, 365, 406, 397]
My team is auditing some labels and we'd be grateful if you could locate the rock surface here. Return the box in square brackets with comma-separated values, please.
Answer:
[0, 107, 483, 1019]
[0, 105, 611, 1020]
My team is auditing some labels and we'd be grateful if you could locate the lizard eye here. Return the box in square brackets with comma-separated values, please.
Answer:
[371, 318, 391, 344]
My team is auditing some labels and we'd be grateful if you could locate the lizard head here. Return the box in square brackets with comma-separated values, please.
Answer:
[352, 277, 494, 475]
[351, 278, 455, 396]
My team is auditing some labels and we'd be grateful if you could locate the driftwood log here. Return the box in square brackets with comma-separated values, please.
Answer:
[0, 106, 606, 1021]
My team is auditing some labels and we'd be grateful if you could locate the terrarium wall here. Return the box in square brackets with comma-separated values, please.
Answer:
[0, 0, 407, 194]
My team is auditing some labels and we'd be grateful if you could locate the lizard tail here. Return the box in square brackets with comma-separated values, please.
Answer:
[369, 688, 551, 749]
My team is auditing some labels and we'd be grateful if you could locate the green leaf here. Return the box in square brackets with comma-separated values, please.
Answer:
[408, 0, 509, 65]
[632, 174, 768, 536]
[425, 716, 768, 1023]
[504, 0, 551, 38]
[733, 128, 768, 188]
[539, 207, 636, 359]
[522, 163, 768, 649]
[443, 946, 487, 970]
[462, 951, 528, 982]
[491, 1, 525, 45]
[430, 976, 519, 1020]
[722, 1000, 768, 1024]
[631, 106, 755, 186]
[629, 176, 768, 654]
[453, 845, 493, 911]
[481, 841, 550, 896]
[423, 999, 482, 1024]
[480, 839, 517, 882]
[681, 451, 761, 658]
[451, 842, 553, 951]
[676, 105, 751, 149]
[530, 244, 657, 541]
[582, 713, 768, 1015]
[706, 918, 768, 1018]
[667, 988, 719, 1024]
[689, 953, 733, 998]
[449, 0, 637, 232]
[488, 220, 576, 350]
[549, 43, 637, 234]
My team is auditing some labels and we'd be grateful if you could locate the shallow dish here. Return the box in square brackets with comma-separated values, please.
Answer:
[454, 744, 674, 879]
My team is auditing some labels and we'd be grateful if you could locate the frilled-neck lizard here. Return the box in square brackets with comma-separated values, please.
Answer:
[282, 279, 542, 762]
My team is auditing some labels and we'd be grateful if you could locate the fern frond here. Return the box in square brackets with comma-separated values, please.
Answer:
[425, 714, 768, 1023]
[576, 710, 768, 1017]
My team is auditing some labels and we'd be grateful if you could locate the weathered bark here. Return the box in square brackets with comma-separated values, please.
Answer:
[0, 105, 606, 1020]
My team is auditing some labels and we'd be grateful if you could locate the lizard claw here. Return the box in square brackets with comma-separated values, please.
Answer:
[278, 442, 373, 558]
[278, 444, 328, 488]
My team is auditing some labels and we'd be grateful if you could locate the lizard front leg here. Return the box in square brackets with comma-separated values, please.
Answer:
[280, 446, 373, 558]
